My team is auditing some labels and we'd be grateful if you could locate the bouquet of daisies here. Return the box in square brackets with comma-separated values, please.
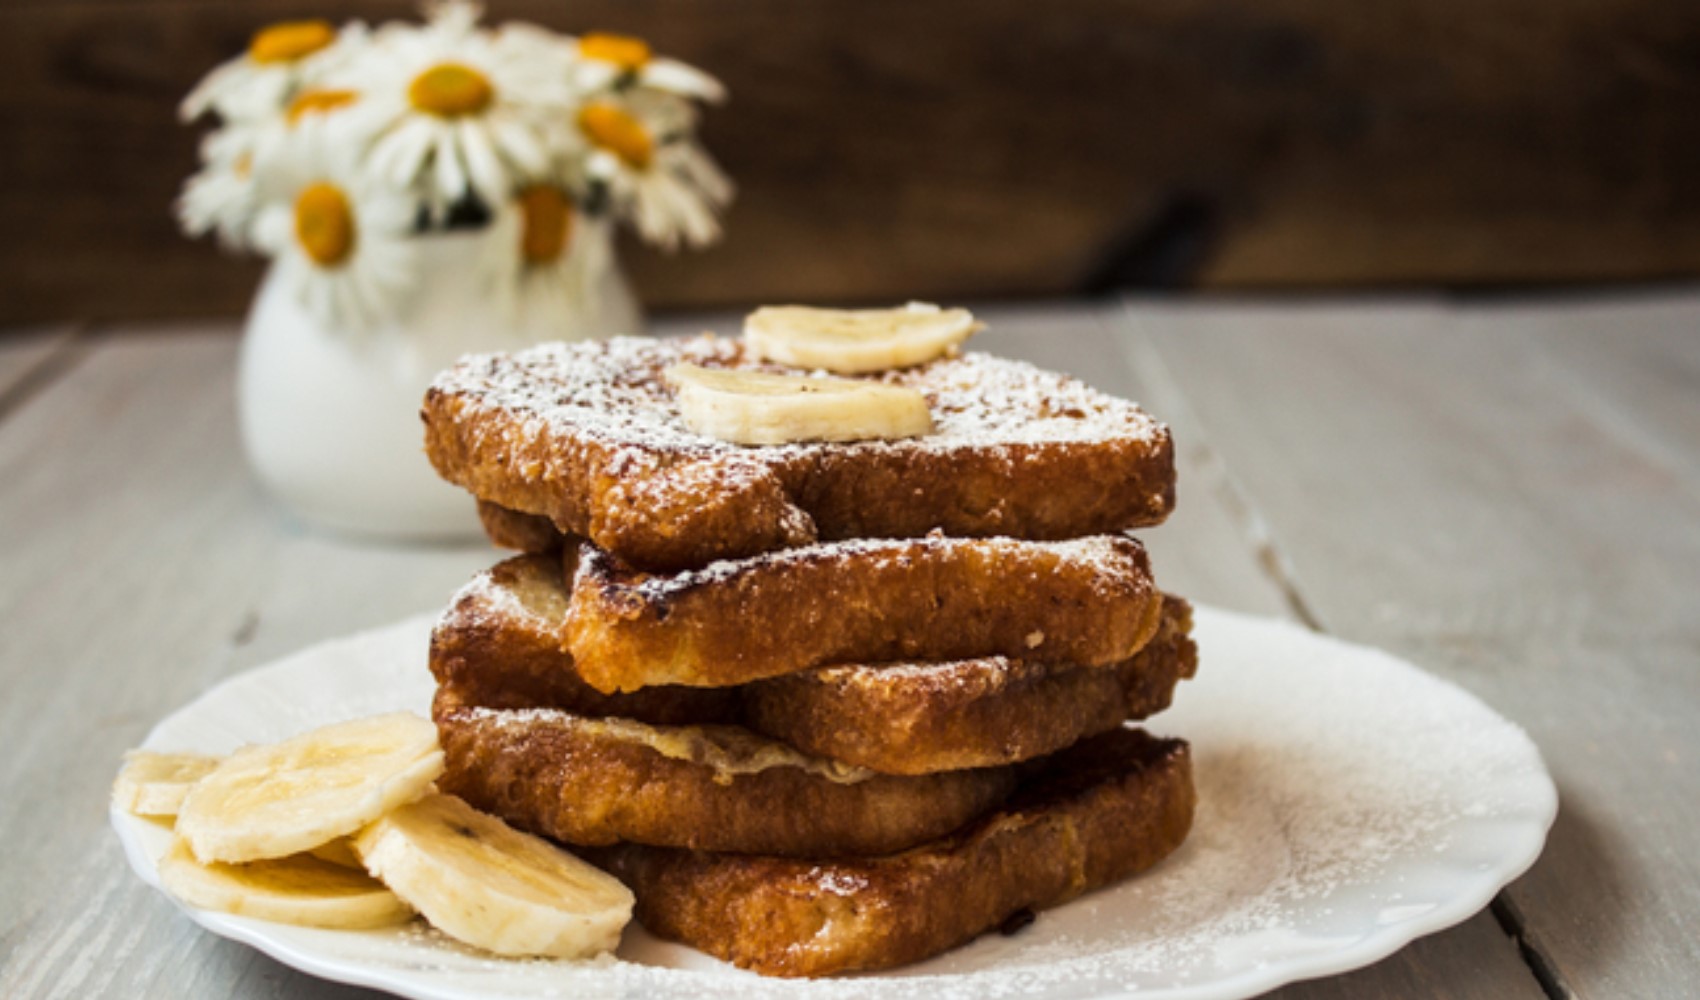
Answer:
[177, 1, 730, 331]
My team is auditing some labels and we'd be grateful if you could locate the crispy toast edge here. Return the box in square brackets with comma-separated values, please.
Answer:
[589, 728, 1195, 977]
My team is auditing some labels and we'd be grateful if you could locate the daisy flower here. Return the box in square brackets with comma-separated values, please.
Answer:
[346, 1, 575, 212]
[251, 122, 418, 331]
[178, 81, 376, 250]
[225, 83, 370, 176]
[482, 184, 614, 329]
[572, 32, 726, 104]
[176, 122, 268, 248]
[579, 94, 733, 250]
[180, 19, 369, 123]
[176, 4, 733, 332]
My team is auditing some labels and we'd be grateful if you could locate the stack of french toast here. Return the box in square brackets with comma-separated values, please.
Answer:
[419, 304, 1198, 977]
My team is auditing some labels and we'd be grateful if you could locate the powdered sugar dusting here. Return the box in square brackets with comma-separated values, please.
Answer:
[433, 335, 1166, 457]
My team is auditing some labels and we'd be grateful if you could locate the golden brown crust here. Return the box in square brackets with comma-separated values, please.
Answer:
[566, 534, 1163, 693]
[432, 688, 1020, 857]
[743, 596, 1196, 774]
[588, 728, 1194, 977]
[434, 554, 1190, 772]
[430, 554, 733, 725]
[476, 500, 563, 553]
[422, 336, 1175, 572]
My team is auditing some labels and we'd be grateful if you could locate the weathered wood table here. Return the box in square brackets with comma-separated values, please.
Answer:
[3, 293, 1695, 998]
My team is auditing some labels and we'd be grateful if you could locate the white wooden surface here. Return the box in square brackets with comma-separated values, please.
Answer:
[0, 326, 79, 417]
[1122, 293, 1700, 999]
[4, 295, 1696, 998]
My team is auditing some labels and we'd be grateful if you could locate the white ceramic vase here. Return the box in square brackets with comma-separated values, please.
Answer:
[237, 231, 642, 541]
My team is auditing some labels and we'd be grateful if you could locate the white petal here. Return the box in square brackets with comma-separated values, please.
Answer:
[369, 120, 428, 188]
[627, 90, 698, 135]
[224, 71, 296, 122]
[642, 59, 726, 103]
[365, 194, 419, 236]
[250, 204, 293, 257]
[432, 127, 468, 203]
[488, 114, 550, 176]
[457, 119, 508, 204]
[427, 0, 484, 38]
[572, 61, 621, 93]
[180, 60, 244, 121]
[673, 144, 733, 206]
[660, 175, 719, 247]
[631, 177, 678, 250]
[584, 148, 623, 182]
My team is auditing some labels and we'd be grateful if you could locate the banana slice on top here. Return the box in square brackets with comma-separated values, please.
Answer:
[159, 838, 414, 930]
[112, 750, 222, 818]
[666, 363, 932, 445]
[176, 712, 443, 864]
[356, 793, 634, 959]
[744, 302, 983, 374]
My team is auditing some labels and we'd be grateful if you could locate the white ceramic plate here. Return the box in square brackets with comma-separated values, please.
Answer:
[113, 606, 1556, 1000]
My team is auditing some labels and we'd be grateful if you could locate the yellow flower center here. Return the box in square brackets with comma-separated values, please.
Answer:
[518, 186, 574, 264]
[579, 33, 652, 71]
[233, 152, 253, 179]
[578, 103, 652, 170]
[408, 63, 494, 117]
[294, 182, 355, 267]
[249, 20, 336, 64]
[286, 89, 358, 125]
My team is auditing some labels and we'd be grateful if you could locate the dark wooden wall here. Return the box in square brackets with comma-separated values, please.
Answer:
[4, 1, 1700, 327]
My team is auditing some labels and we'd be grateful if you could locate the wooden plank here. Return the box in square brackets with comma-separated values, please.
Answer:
[0, 326, 80, 411]
[6, 0, 1700, 327]
[1123, 292, 1700, 998]
[1498, 292, 1700, 496]
[0, 328, 69, 392]
[0, 314, 1542, 997]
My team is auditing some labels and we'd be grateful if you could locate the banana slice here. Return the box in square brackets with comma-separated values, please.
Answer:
[176, 712, 443, 864]
[112, 750, 221, 818]
[308, 837, 365, 870]
[744, 302, 983, 374]
[666, 363, 932, 445]
[355, 793, 634, 959]
[158, 838, 414, 930]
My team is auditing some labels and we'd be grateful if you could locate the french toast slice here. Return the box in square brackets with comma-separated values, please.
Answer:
[476, 499, 562, 553]
[588, 727, 1194, 977]
[742, 595, 1196, 774]
[430, 553, 732, 725]
[433, 553, 1192, 771]
[423, 335, 1175, 572]
[432, 687, 1019, 858]
[567, 533, 1163, 693]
